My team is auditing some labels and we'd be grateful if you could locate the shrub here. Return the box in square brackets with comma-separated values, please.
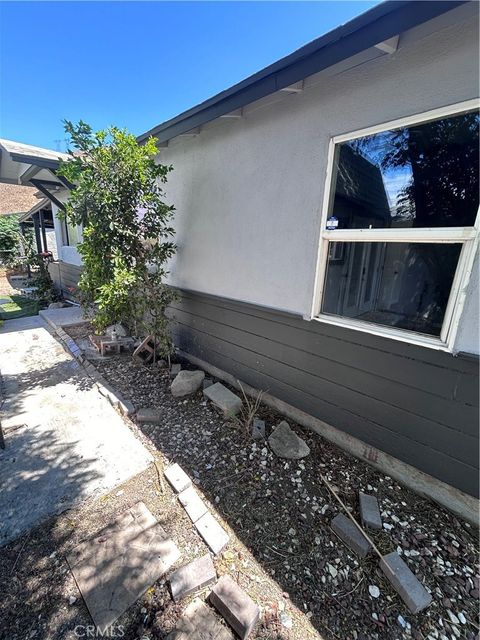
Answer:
[57, 121, 177, 358]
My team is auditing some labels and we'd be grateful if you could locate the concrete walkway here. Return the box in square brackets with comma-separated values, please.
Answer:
[0, 315, 151, 546]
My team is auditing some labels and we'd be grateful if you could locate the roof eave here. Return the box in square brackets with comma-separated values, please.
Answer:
[137, 0, 468, 145]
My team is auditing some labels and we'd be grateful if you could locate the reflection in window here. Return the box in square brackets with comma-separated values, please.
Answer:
[322, 242, 462, 336]
[331, 111, 479, 229]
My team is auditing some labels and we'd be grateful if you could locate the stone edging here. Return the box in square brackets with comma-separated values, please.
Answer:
[54, 327, 135, 418]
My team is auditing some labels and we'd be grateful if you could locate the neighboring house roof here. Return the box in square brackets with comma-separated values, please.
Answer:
[0, 139, 71, 211]
[18, 197, 51, 224]
[137, 0, 467, 145]
[0, 183, 40, 216]
[0, 138, 69, 169]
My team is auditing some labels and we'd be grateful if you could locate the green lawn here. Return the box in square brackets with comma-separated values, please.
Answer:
[0, 295, 40, 320]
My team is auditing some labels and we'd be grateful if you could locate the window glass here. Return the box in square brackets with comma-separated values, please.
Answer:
[63, 220, 80, 246]
[330, 111, 479, 229]
[322, 242, 462, 336]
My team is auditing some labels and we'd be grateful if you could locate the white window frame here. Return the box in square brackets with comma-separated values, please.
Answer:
[311, 99, 480, 352]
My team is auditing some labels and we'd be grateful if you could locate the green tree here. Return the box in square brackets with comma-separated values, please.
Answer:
[57, 121, 177, 357]
[0, 214, 21, 267]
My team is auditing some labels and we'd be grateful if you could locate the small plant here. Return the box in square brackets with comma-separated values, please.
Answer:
[233, 381, 265, 434]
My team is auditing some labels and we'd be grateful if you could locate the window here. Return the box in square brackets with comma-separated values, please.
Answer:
[314, 101, 479, 349]
[61, 219, 80, 247]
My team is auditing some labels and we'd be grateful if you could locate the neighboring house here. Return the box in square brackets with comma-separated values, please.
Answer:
[0, 1, 478, 519]
[137, 0, 479, 519]
[0, 139, 80, 293]
[0, 183, 58, 260]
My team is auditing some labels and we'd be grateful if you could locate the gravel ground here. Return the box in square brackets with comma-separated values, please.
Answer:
[91, 347, 479, 640]
[1, 325, 478, 640]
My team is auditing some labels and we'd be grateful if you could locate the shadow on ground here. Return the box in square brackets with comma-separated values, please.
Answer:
[0, 463, 291, 640]
[90, 353, 480, 640]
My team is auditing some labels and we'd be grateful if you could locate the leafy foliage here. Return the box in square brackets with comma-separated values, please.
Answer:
[57, 121, 177, 356]
[0, 214, 21, 267]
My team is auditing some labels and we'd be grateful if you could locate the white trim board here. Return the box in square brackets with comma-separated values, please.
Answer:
[310, 99, 480, 353]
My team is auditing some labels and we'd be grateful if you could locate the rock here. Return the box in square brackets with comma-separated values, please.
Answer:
[397, 614, 407, 629]
[69, 596, 77, 605]
[105, 323, 128, 338]
[268, 422, 310, 459]
[359, 492, 382, 530]
[203, 383, 243, 417]
[170, 363, 181, 378]
[279, 611, 293, 628]
[328, 564, 338, 578]
[252, 418, 265, 440]
[331, 513, 372, 558]
[137, 408, 162, 424]
[209, 574, 260, 640]
[447, 611, 460, 625]
[380, 551, 432, 613]
[48, 302, 67, 309]
[169, 554, 217, 602]
[369, 585, 380, 598]
[171, 370, 205, 397]
[202, 378, 214, 390]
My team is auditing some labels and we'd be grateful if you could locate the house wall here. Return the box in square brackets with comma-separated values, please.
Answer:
[48, 260, 82, 298]
[168, 290, 479, 498]
[51, 191, 83, 267]
[154, 6, 479, 501]
[158, 5, 479, 355]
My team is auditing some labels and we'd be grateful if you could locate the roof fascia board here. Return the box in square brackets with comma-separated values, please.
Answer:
[138, 0, 467, 145]
[19, 164, 41, 185]
[10, 153, 60, 171]
[29, 179, 65, 211]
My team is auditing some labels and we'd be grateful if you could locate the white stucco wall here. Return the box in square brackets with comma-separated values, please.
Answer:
[158, 6, 479, 354]
[51, 191, 83, 266]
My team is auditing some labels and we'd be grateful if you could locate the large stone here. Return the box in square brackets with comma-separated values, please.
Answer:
[380, 551, 432, 613]
[167, 598, 234, 639]
[169, 554, 217, 601]
[209, 575, 260, 640]
[203, 383, 242, 417]
[359, 492, 382, 530]
[195, 512, 229, 555]
[267, 421, 310, 459]
[171, 370, 205, 397]
[331, 513, 372, 558]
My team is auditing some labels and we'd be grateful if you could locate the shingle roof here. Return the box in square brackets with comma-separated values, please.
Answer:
[0, 183, 40, 216]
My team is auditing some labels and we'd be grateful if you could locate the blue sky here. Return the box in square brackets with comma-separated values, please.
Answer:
[0, 1, 379, 150]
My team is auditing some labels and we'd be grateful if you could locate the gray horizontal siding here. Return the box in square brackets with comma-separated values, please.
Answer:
[48, 262, 82, 297]
[168, 290, 479, 498]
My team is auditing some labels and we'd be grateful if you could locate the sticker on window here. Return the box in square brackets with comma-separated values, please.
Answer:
[326, 216, 338, 230]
